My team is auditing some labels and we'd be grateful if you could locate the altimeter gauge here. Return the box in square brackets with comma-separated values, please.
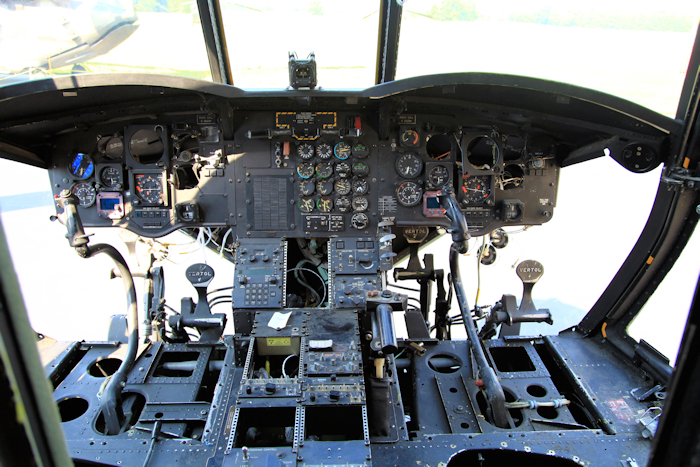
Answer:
[72, 182, 96, 208]
[396, 180, 423, 207]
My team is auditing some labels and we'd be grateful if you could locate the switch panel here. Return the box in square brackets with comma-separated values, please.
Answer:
[232, 239, 286, 308]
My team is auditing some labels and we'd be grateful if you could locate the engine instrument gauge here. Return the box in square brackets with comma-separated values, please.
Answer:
[336, 162, 351, 178]
[297, 162, 315, 179]
[352, 178, 369, 195]
[72, 182, 96, 208]
[353, 143, 369, 158]
[317, 142, 333, 159]
[299, 179, 315, 196]
[134, 173, 164, 205]
[396, 180, 423, 207]
[462, 175, 492, 204]
[335, 179, 351, 196]
[298, 143, 315, 159]
[315, 162, 333, 178]
[428, 165, 450, 187]
[100, 166, 122, 189]
[334, 142, 351, 160]
[102, 136, 124, 159]
[352, 161, 369, 177]
[298, 197, 315, 213]
[352, 196, 368, 212]
[69, 153, 94, 180]
[395, 153, 423, 178]
[351, 213, 369, 229]
[400, 129, 420, 147]
[316, 180, 333, 196]
[335, 197, 351, 212]
[317, 197, 333, 212]
[129, 129, 164, 164]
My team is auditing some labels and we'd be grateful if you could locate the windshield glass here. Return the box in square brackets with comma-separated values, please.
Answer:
[0, 0, 212, 83]
[397, 0, 700, 116]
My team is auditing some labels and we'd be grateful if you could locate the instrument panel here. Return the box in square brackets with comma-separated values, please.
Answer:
[48, 109, 560, 238]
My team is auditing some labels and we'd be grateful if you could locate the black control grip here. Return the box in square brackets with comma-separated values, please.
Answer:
[437, 188, 469, 253]
[55, 190, 89, 248]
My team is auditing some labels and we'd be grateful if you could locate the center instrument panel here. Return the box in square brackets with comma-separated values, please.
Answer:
[47, 107, 560, 238]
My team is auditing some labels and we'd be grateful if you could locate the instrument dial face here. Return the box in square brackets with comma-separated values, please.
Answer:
[298, 143, 315, 159]
[400, 129, 420, 147]
[352, 196, 368, 212]
[335, 162, 351, 178]
[100, 166, 122, 188]
[298, 197, 315, 213]
[352, 143, 369, 158]
[462, 175, 492, 204]
[395, 153, 423, 178]
[335, 197, 351, 212]
[297, 162, 315, 179]
[351, 213, 369, 229]
[334, 142, 351, 160]
[299, 179, 315, 196]
[352, 161, 369, 177]
[335, 179, 352, 196]
[134, 173, 164, 205]
[396, 180, 423, 207]
[315, 162, 333, 178]
[317, 196, 333, 212]
[316, 180, 333, 196]
[72, 182, 96, 208]
[428, 165, 450, 187]
[317, 142, 333, 159]
[104, 137, 124, 159]
[352, 178, 369, 195]
[69, 153, 94, 180]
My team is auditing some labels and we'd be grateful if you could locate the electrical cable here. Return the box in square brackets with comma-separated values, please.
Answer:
[207, 286, 233, 296]
[282, 354, 298, 379]
[218, 227, 234, 259]
[210, 299, 232, 309]
[285, 267, 327, 307]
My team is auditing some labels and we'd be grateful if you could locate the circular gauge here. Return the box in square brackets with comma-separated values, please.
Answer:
[336, 162, 351, 178]
[68, 153, 94, 180]
[400, 129, 420, 147]
[103, 137, 124, 159]
[334, 142, 351, 160]
[396, 180, 423, 207]
[298, 197, 315, 213]
[351, 213, 369, 229]
[336, 197, 351, 212]
[316, 180, 333, 196]
[317, 197, 333, 212]
[297, 162, 315, 179]
[352, 161, 369, 177]
[462, 175, 491, 204]
[72, 182, 96, 208]
[467, 136, 500, 170]
[428, 165, 450, 187]
[298, 143, 314, 159]
[299, 179, 315, 196]
[315, 162, 333, 178]
[335, 179, 352, 196]
[317, 142, 333, 160]
[352, 196, 368, 212]
[395, 153, 423, 178]
[353, 143, 369, 158]
[352, 178, 369, 195]
[129, 129, 164, 164]
[134, 173, 164, 205]
[100, 166, 121, 188]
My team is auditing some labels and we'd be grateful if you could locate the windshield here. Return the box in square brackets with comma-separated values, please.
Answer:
[397, 0, 700, 116]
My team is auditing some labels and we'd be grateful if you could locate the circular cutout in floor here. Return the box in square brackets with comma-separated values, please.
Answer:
[87, 358, 122, 377]
[526, 384, 547, 398]
[427, 354, 462, 374]
[57, 397, 89, 422]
